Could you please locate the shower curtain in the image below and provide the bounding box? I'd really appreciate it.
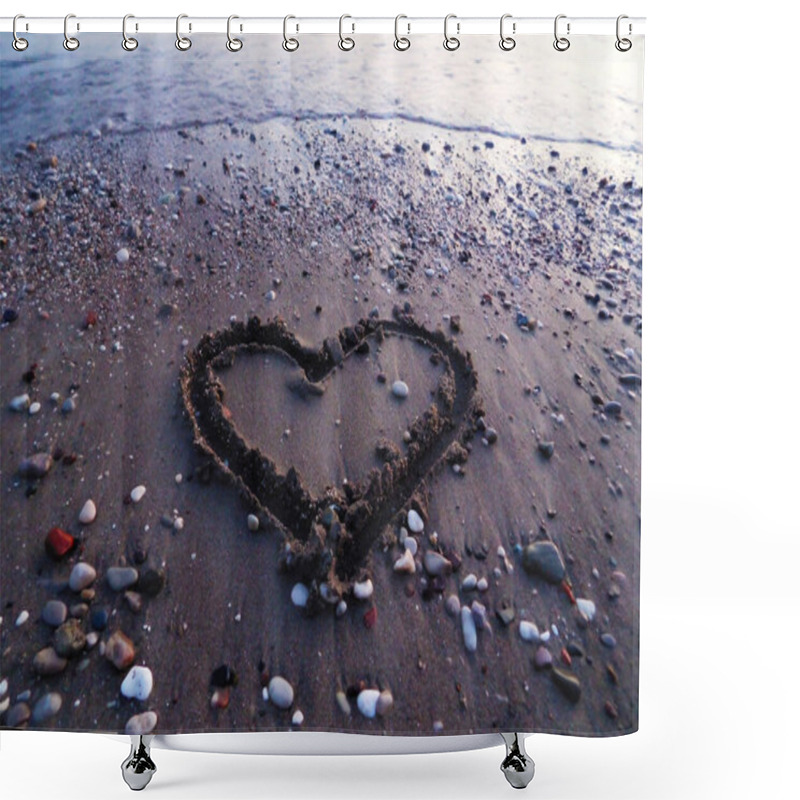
[0,28,643,739]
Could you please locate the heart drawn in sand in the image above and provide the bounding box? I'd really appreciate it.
[180,311,481,609]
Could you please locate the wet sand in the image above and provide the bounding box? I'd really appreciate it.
[0,113,641,736]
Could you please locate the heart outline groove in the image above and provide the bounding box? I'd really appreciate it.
[180,309,482,612]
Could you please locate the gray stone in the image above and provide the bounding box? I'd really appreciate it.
[423,551,452,577]
[600,633,617,649]
[69,562,97,591]
[461,606,477,653]
[41,600,68,627]
[533,646,552,671]
[138,568,166,597]
[392,380,409,399]
[33,647,68,676]
[522,541,566,584]
[5,702,31,728]
[268,676,294,709]
[106,567,139,592]
[32,692,62,723]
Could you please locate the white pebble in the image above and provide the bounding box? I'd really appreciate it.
[356,689,380,719]
[121,666,154,701]
[291,583,309,608]
[28,401,41,415]
[477,577,489,592]
[247,514,260,531]
[125,711,157,735]
[393,549,416,574]
[175,473,183,484]
[69,562,97,592]
[79,499,97,524]
[576,598,596,622]
[268,676,294,709]
[0,679,8,697]
[266,290,277,301]
[291,709,304,726]
[540,630,551,643]
[173,516,184,532]
[15,610,29,627]
[407,509,424,533]
[336,599,348,617]
[9,393,30,412]
[403,536,418,556]
[353,579,373,600]
[461,606,477,652]
[262,687,269,702]
[116,248,130,264]
[461,573,477,591]
[391,380,409,399]
[130,485,146,504]
[519,621,540,643]
[445,594,461,617]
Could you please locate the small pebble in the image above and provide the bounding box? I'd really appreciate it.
[423,551,452,577]
[5,702,31,728]
[353,579,374,600]
[54,619,86,658]
[18,453,53,479]
[78,499,97,524]
[576,598,596,622]
[533,646,553,670]
[33,647,68,676]
[538,441,555,459]
[522,541,566,584]
[28,401,41,415]
[42,600,68,627]
[9,393,30,412]
[407,509,424,533]
[61,396,76,414]
[376,689,394,717]
[600,633,617,649]
[90,608,109,631]
[551,666,582,703]
[519,620,540,643]
[461,606,477,652]
[15,610,30,627]
[477,577,489,592]
[336,689,352,715]
[107,567,139,592]
[393,549,416,574]
[445,594,461,617]
[32,692,62,723]
[336,599,348,617]
[69,562,97,592]
[356,688,380,719]
[292,709,304,726]
[121,666,154,701]
[106,631,136,671]
[247,514,260,531]
[45,527,75,560]
[392,380,409,398]
[116,248,130,264]
[125,711,158,735]
[268,676,294,709]
[461,573,477,591]
[291,583,310,608]
[130,485,146,504]
[403,536,418,556]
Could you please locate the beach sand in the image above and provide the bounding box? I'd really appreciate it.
[1,110,641,737]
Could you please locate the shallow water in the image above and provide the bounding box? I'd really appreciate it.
[0,33,643,166]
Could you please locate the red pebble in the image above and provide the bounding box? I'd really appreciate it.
[84,311,98,328]
[560,647,572,667]
[561,580,576,605]
[363,606,377,629]
[45,527,75,560]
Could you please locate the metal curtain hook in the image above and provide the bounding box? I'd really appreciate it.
[443,13,460,51]
[338,14,355,51]
[226,14,243,51]
[122,14,139,51]
[553,14,570,52]
[499,14,516,51]
[615,14,632,51]
[283,15,299,51]
[175,14,192,50]
[63,13,80,51]
[12,14,29,51]
[394,14,410,51]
